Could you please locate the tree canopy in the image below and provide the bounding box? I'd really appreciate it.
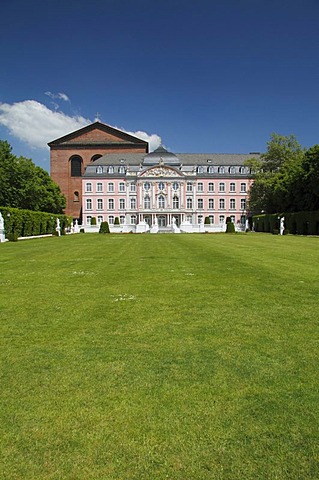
[0,140,66,214]
[246,133,319,215]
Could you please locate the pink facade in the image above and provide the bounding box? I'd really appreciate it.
[82,147,257,231]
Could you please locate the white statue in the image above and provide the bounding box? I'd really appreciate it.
[280,217,285,235]
[0,212,5,243]
[56,218,61,236]
[74,219,80,233]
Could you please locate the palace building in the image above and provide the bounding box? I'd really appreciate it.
[49,121,259,232]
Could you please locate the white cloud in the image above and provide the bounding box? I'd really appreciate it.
[0,99,161,152]
[126,130,161,152]
[45,91,70,102]
[0,100,90,149]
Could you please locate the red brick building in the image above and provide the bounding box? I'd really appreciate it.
[48,122,148,218]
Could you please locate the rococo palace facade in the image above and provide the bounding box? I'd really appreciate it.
[49,122,259,233]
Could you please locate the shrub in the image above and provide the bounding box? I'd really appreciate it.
[204,216,210,225]
[91,217,97,225]
[114,217,120,225]
[7,232,19,242]
[80,228,85,233]
[226,222,235,233]
[99,221,110,234]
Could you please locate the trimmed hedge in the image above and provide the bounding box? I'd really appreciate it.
[99,221,110,234]
[252,210,319,236]
[0,206,71,240]
[226,221,236,233]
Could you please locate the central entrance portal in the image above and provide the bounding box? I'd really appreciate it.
[158,215,166,227]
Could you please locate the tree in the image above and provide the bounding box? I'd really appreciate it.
[246,133,304,214]
[293,145,319,211]
[0,140,66,213]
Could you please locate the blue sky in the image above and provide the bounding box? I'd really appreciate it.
[1,0,319,171]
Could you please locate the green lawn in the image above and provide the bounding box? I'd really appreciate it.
[0,233,318,479]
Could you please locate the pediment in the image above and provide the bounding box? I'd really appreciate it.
[48,122,148,148]
[140,165,183,178]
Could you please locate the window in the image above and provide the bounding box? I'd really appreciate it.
[186,182,193,192]
[219,215,225,223]
[144,182,150,191]
[91,154,102,162]
[219,182,225,192]
[130,183,136,192]
[120,215,125,225]
[198,215,204,224]
[70,156,82,177]
[85,182,92,192]
[96,166,103,174]
[209,198,214,209]
[209,215,214,224]
[241,199,246,210]
[173,196,179,209]
[197,166,204,173]
[97,182,103,192]
[241,182,247,192]
[158,195,165,208]
[108,215,114,225]
[144,196,150,209]
[207,166,214,173]
[97,215,103,224]
[197,182,204,192]
[118,166,126,174]
[119,199,125,210]
[208,182,214,192]
[230,215,236,223]
[186,215,192,223]
[119,182,125,192]
[172,182,179,191]
[230,182,236,192]
[219,199,225,209]
[187,197,193,209]
[108,199,114,210]
[86,199,92,210]
[97,199,103,210]
[86,215,92,225]
[130,197,136,209]
[230,199,236,210]
[108,182,114,192]
[107,166,114,174]
[229,166,236,174]
[158,182,164,191]
[131,215,137,224]
[73,191,79,202]
[239,166,249,174]
[218,166,225,174]
[198,198,204,209]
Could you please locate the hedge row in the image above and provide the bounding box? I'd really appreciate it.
[0,206,72,240]
[252,210,319,236]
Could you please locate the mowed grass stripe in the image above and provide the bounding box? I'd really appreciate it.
[0,234,318,479]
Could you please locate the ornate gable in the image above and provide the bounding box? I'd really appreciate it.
[140,165,183,178]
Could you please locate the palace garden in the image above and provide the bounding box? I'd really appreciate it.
[0,233,318,479]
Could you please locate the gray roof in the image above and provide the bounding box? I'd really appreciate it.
[92,151,260,166]
[83,148,261,178]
